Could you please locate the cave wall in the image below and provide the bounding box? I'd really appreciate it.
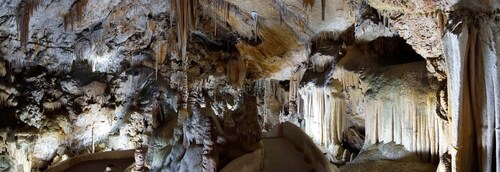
[0,0,499,171]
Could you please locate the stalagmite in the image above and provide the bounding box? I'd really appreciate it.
[202,118,217,172]
[134,141,145,172]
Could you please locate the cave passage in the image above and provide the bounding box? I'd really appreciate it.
[368,36,425,66]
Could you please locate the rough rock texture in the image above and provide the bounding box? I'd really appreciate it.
[339,142,437,172]
[0,0,499,171]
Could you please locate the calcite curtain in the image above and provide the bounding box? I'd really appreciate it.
[443,14,500,172]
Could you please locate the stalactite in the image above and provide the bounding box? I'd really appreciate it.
[251,11,259,42]
[321,0,325,21]
[225,1,230,26]
[275,0,287,24]
[436,10,446,35]
[90,28,104,56]
[226,58,247,89]
[378,11,382,23]
[16,0,40,50]
[214,12,217,36]
[63,0,89,31]
[204,0,230,36]
[302,0,314,11]
[170,0,198,62]
[74,40,87,60]
[155,41,168,79]
[270,0,308,28]
[332,67,360,89]
[384,15,388,27]
[0,92,8,107]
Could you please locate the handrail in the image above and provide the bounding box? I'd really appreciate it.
[45,150,135,172]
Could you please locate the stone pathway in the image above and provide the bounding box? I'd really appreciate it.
[262,137,313,172]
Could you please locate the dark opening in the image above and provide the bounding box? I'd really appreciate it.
[368,36,425,66]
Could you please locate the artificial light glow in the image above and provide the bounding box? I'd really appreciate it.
[88,50,118,72]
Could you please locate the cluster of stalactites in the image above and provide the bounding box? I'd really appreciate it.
[169,0,235,60]
[302,0,315,11]
[63,0,89,31]
[271,0,309,28]
[210,0,230,36]
[16,0,40,50]
[170,0,198,63]
[363,94,447,163]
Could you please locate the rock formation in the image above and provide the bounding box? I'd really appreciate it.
[0,0,499,171]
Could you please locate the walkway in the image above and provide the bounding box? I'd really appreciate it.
[263,137,314,172]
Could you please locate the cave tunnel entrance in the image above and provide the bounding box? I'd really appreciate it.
[367,36,425,66]
[298,33,438,166]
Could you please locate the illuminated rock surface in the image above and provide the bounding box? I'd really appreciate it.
[0,0,499,171]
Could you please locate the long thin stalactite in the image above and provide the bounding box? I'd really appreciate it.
[16,0,40,51]
[63,0,89,31]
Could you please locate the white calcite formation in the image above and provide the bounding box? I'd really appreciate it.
[0,0,499,171]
